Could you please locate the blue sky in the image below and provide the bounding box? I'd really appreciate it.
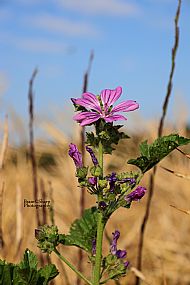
[0,0,190,140]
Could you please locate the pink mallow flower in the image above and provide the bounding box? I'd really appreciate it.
[72,86,139,126]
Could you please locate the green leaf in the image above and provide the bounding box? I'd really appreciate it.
[0,262,14,285]
[19,249,38,270]
[128,134,190,173]
[38,265,59,285]
[59,207,98,253]
[0,250,58,285]
[12,267,39,285]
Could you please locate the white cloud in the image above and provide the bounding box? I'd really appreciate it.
[26,14,99,37]
[56,0,140,17]
[0,32,71,53]
[16,38,70,53]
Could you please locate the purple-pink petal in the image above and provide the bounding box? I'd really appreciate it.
[104,114,127,123]
[116,249,127,259]
[88,177,97,186]
[73,111,101,126]
[112,100,139,113]
[110,230,120,255]
[100,86,122,108]
[68,143,83,168]
[86,146,99,165]
[125,186,146,203]
[124,261,130,268]
[74,93,101,112]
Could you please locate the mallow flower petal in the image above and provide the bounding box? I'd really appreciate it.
[104,114,127,123]
[100,86,122,108]
[112,100,139,113]
[77,92,101,111]
[74,95,101,112]
[73,111,101,126]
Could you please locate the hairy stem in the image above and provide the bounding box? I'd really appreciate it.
[92,140,104,285]
[54,248,92,285]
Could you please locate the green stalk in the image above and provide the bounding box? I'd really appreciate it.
[54,248,92,285]
[98,140,103,174]
[92,140,105,285]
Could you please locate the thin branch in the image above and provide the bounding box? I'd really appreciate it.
[80,50,94,217]
[28,68,41,228]
[158,0,181,138]
[77,50,94,285]
[135,1,182,284]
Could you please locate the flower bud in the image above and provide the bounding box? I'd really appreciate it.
[35,225,59,254]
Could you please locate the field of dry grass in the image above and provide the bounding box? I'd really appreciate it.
[0,118,189,285]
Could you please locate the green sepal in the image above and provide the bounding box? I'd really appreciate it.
[86,120,130,154]
[98,179,108,189]
[103,254,127,281]
[90,165,103,177]
[128,134,190,173]
[76,167,88,179]
[59,207,98,253]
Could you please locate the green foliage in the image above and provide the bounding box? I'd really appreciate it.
[86,120,129,154]
[90,165,103,177]
[128,134,190,173]
[76,166,88,179]
[35,225,59,254]
[0,249,58,285]
[102,254,127,281]
[59,207,98,253]
[37,264,59,284]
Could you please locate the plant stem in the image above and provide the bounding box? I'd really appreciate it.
[92,140,105,285]
[54,248,92,285]
[93,213,105,285]
[98,140,103,172]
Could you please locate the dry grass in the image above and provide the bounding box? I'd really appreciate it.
[0,119,190,285]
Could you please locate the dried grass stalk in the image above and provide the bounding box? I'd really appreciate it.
[15,183,23,257]
[28,69,41,227]
[0,182,5,249]
[135,1,182,284]
[161,166,190,180]
[176,147,190,159]
[0,115,8,169]
[170,204,190,215]
[77,51,94,285]
[48,181,55,225]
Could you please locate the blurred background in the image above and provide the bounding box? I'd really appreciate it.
[0,0,190,284]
